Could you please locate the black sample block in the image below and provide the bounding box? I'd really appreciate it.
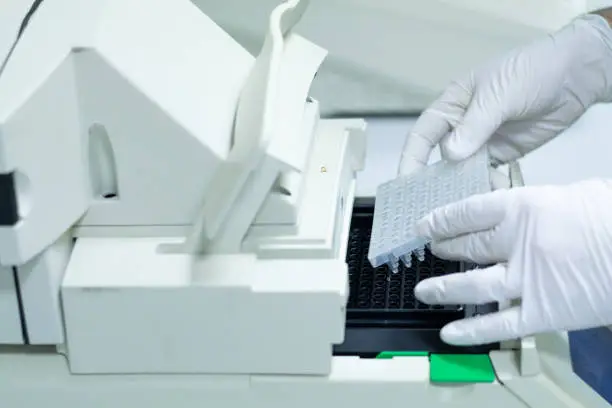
[333,200,498,356]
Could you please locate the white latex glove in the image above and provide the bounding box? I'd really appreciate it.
[399,14,612,175]
[414,180,612,346]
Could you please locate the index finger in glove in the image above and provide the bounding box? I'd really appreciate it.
[399,81,472,175]
[416,189,509,241]
[440,306,526,346]
[430,227,509,264]
[415,264,520,305]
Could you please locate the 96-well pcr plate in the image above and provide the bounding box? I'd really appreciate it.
[368,149,490,273]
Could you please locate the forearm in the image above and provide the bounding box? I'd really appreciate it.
[593,7,612,26]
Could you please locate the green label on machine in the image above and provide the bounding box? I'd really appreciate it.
[429,354,496,383]
[375,351,429,359]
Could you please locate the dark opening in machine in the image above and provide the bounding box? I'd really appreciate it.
[333,199,498,357]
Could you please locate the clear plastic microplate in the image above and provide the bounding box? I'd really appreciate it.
[368,149,491,273]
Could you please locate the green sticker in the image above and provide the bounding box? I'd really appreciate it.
[376,351,429,359]
[430,354,496,383]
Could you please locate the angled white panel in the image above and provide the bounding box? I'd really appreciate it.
[73,0,253,228]
[16,231,72,345]
[0,54,86,266]
[0,0,255,264]
[0,265,22,344]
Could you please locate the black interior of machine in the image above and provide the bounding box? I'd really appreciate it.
[333,199,498,357]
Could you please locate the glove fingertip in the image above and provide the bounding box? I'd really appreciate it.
[441,320,489,346]
[441,130,482,162]
[440,323,468,345]
[398,156,425,176]
[413,280,434,304]
[414,215,432,238]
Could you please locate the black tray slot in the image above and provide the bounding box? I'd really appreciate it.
[333,201,498,356]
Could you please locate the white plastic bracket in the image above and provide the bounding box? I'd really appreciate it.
[182,0,327,254]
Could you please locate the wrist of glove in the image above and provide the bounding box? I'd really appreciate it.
[561,14,612,105]
[414,179,612,346]
[399,14,612,176]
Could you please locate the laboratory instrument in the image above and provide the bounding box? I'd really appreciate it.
[0,0,609,407]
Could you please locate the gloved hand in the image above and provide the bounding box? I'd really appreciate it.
[414,180,612,346]
[398,14,612,175]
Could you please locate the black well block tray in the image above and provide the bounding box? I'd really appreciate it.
[333,200,497,356]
